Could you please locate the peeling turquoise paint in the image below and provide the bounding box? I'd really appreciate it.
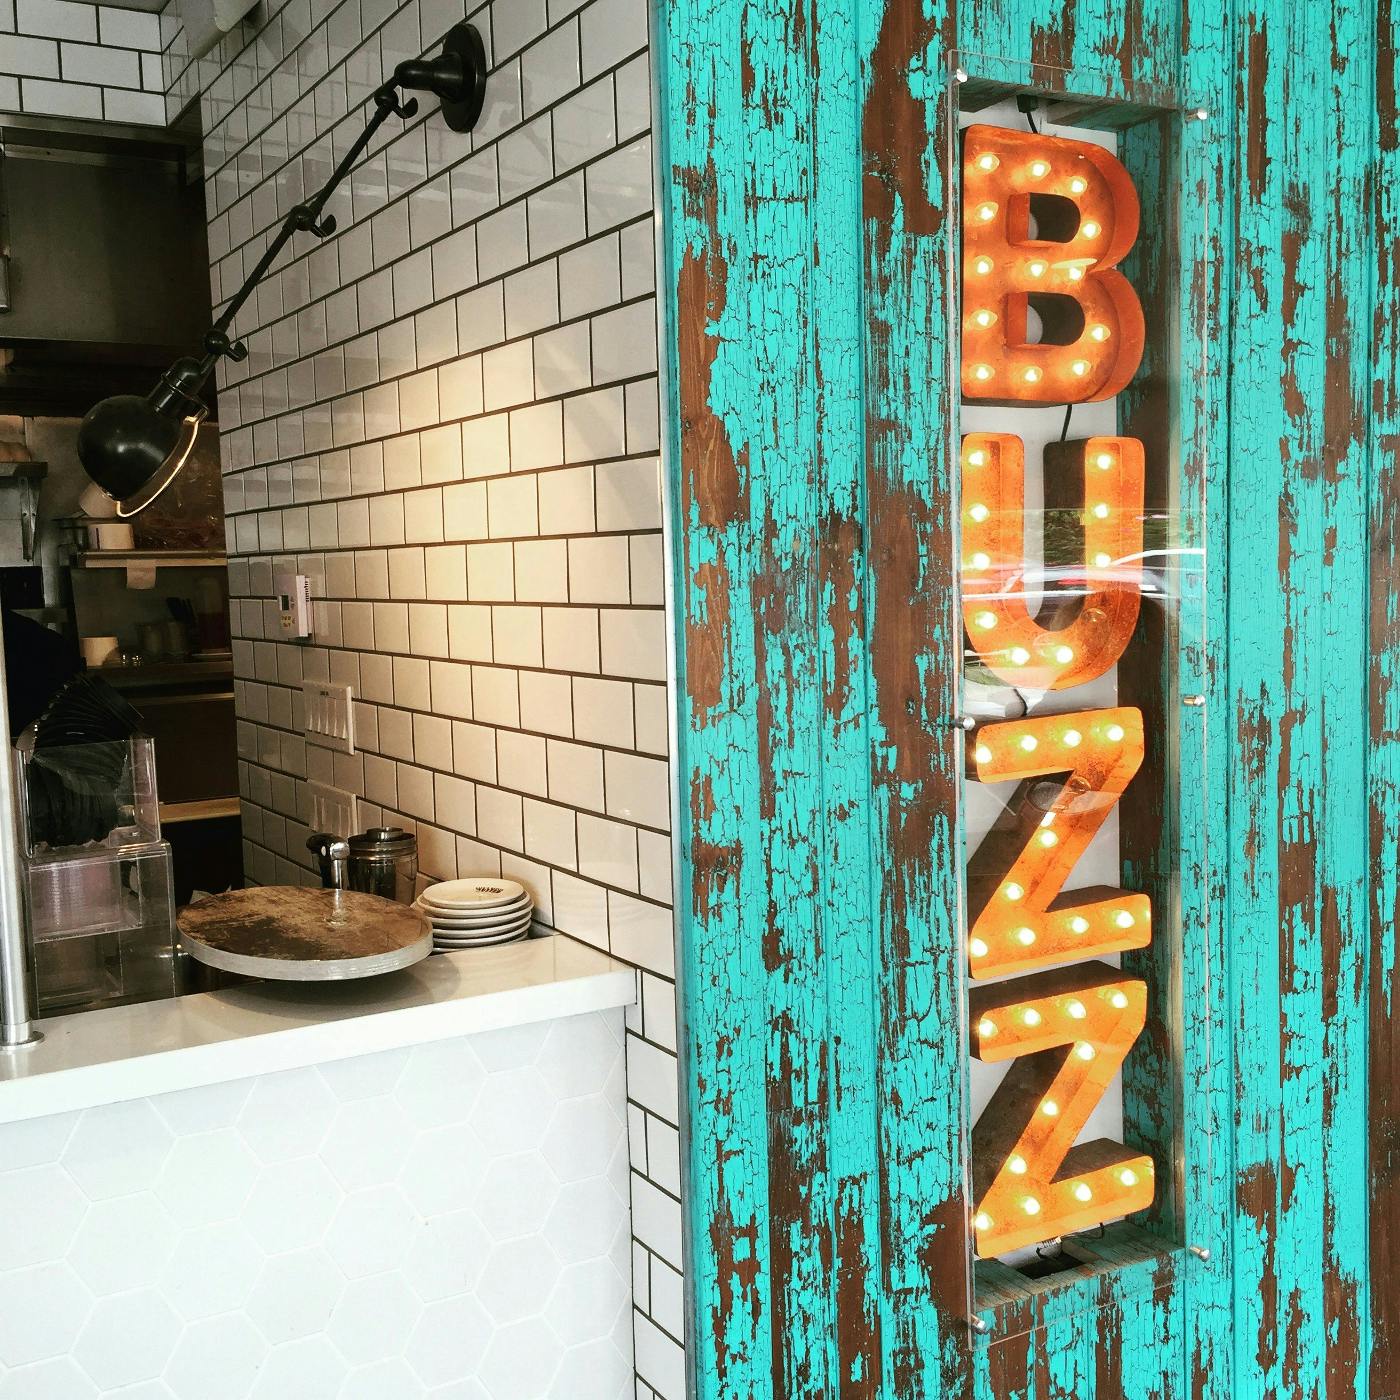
[657,1,1398,1396]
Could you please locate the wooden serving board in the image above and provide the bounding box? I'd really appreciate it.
[178,886,431,981]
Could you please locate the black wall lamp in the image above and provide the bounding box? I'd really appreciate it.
[78,23,487,516]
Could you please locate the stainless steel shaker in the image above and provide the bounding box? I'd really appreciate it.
[306,826,417,903]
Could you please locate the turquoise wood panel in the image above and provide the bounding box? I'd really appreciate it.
[657,1,1395,1396]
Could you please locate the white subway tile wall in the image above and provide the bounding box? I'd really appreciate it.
[191,0,684,1393]
[0,0,167,124]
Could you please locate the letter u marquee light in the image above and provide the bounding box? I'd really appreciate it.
[960,119,1158,1260]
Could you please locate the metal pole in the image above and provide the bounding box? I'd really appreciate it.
[0,621,38,1047]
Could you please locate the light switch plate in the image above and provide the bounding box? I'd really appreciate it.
[307,780,357,839]
[303,680,355,753]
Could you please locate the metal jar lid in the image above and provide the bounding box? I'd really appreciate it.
[347,826,417,859]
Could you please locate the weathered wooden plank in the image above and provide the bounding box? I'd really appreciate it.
[1373,5,1400,1399]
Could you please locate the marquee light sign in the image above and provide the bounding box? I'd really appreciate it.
[960,120,1157,1259]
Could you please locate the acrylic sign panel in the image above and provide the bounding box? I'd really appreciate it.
[961,119,1159,1260]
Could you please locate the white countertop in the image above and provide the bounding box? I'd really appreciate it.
[0,935,636,1125]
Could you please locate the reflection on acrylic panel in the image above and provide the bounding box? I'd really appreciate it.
[960,113,1159,1260]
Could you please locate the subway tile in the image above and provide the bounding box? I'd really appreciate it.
[429,659,474,719]
[404,486,446,543]
[600,608,667,681]
[604,751,670,830]
[504,260,561,338]
[508,402,565,472]
[526,169,586,258]
[512,538,569,602]
[580,0,647,79]
[434,772,476,834]
[398,368,440,431]
[520,18,579,117]
[466,541,515,600]
[519,669,573,737]
[461,414,512,478]
[620,218,656,297]
[487,474,539,538]
[563,387,626,462]
[98,4,159,47]
[415,300,459,366]
[21,74,99,117]
[577,811,639,893]
[637,829,672,905]
[573,675,635,749]
[629,532,666,605]
[537,465,595,536]
[495,729,548,798]
[550,869,609,948]
[482,339,537,410]
[545,738,604,812]
[595,457,661,532]
[522,796,577,869]
[491,0,546,58]
[17,0,94,42]
[533,322,592,398]
[610,893,675,979]
[369,493,406,547]
[625,380,661,453]
[568,535,631,605]
[62,40,140,88]
[421,424,464,484]
[413,711,454,769]
[542,606,600,673]
[393,656,432,711]
[592,300,657,383]
[585,136,652,233]
[425,543,468,598]
[408,601,451,657]
[475,785,524,851]
[552,74,615,173]
[439,355,485,419]
[380,322,420,382]
[497,113,555,202]
[388,546,427,599]
[444,481,489,539]
[615,50,651,141]
[475,201,531,281]
[558,233,621,321]
[452,720,498,784]
[431,225,479,298]
[633,682,670,757]
[491,605,543,668]
[472,665,521,728]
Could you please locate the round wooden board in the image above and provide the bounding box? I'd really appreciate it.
[179,886,432,981]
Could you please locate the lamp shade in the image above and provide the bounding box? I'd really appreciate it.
[77,363,208,518]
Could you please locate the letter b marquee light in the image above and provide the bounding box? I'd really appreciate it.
[960,116,1163,1261]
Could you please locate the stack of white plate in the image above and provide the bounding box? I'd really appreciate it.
[415,877,534,951]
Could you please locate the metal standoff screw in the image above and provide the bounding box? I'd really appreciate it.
[1190,107,1209,121]
[968,1315,991,1335]
[1182,694,1206,708]
[1189,1244,1211,1262]
[950,715,976,731]
[954,67,969,83]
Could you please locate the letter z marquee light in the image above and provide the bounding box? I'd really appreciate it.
[960,122,1156,1259]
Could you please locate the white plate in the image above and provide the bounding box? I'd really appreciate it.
[433,928,530,948]
[430,915,534,939]
[428,903,534,925]
[417,896,532,918]
[419,877,526,911]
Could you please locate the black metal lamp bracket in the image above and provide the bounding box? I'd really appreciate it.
[191,21,487,383]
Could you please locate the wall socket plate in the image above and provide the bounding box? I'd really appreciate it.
[303,681,355,753]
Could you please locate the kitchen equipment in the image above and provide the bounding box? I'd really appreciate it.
[87,522,135,550]
[178,886,431,980]
[413,877,536,952]
[80,635,119,668]
[308,826,418,904]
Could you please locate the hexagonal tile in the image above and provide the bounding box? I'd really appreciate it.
[0,1356,98,1399]
[542,1098,623,1184]
[247,1248,345,1345]
[0,1263,92,1367]
[160,1222,264,1321]
[320,1096,415,1193]
[403,1209,491,1302]
[67,1193,178,1296]
[73,1289,180,1389]
[470,1068,554,1155]
[475,1152,558,1242]
[477,1236,559,1326]
[545,1177,627,1265]
[478,1317,563,1399]
[249,1336,347,1400]
[326,1272,420,1365]
[317,1048,410,1103]
[547,1336,635,1400]
[149,1078,253,1135]
[404,1295,492,1387]
[95,1384,174,1400]
[242,1156,343,1254]
[338,1357,427,1399]
[156,1128,261,1226]
[394,1040,485,1129]
[536,1016,623,1099]
[398,1122,489,1218]
[0,1167,86,1269]
[236,1068,338,1163]
[545,1258,629,1347]
[471,1023,545,1074]
[325,1185,417,1278]
[61,1101,173,1201]
[163,1313,268,1400]
[0,1111,78,1170]
[421,1381,491,1400]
